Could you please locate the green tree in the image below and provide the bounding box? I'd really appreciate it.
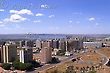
[29,60,40,68]
[19,62,26,71]
[13,61,34,71]
[2,63,11,70]
[13,61,20,69]
[57,49,65,56]
[50,57,60,64]
[25,63,34,71]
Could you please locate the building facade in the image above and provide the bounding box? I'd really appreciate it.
[36,40,42,49]
[41,40,52,49]
[40,47,52,63]
[19,47,33,63]
[1,43,17,63]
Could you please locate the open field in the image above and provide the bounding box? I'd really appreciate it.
[98,47,110,58]
[44,48,103,73]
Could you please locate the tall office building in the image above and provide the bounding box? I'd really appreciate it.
[19,40,25,47]
[67,39,83,51]
[19,40,34,48]
[40,47,52,63]
[59,39,66,51]
[51,39,59,49]
[19,47,33,63]
[1,43,17,63]
[25,40,34,47]
[36,40,42,49]
[41,40,52,49]
[19,40,33,63]
[0,46,2,62]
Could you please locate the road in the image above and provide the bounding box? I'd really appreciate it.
[95,50,109,65]
[27,49,110,73]
[26,55,76,73]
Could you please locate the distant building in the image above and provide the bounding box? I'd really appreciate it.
[19,47,33,63]
[51,39,59,49]
[25,40,34,47]
[1,43,17,63]
[0,41,6,46]
[41,40,52,49]
[0,46,2,62]
[59,39,66,51]
[83,42,102,48]
[59,39,83,53]
[67,39,83,51]
[40,47,52,63]
[64,39,83,56]
[19,40,34,48]
[65,40,71,56]
[19,40,33,63]
[101,41,110,47]
[19,40,25,47]
[36,40,42,49]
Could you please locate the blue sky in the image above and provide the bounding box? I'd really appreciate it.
[0,0,110,34]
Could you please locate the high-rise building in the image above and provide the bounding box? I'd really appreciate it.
[1,43,17,63]
[19,40,34,48]
[67,39,83,51]
[0,46,2,62]
[19,40,25,47]
[40,47,52,63]
[41,40,52,49]
[19,47,33,63]
[52,39,59,49]
[36,40,41,49]
[25,40,34,47]
[59,39,66,51]
[83,42,102,48]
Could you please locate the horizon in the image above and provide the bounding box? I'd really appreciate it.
[0,0,110,34]
[0,33,110,35]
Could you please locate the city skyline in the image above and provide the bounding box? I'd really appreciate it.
[0,0,110,34]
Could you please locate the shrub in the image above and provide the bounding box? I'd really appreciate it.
[13,61,20,69]
[29,60,41,68]
[50,57,60,64]
[2,63,11,70]
[26,63,34,71]
[19,62,26,71]
[13,61,34,71]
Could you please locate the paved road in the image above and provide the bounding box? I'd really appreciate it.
[26,55,76,73]
[95,50,109,65]
[27,49,110,73]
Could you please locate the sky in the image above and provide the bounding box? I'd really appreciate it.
[0,0,110,34]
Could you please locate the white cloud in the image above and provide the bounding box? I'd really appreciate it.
[36,13,44,16]
[10,10,18,14]
[4,14,27,22]
[33,20,41,23]
[0,21,3,24]
[69,20,72,23]
[10,9,33,15]
[49,15,55,18]
[3,18,10,22]
[41,4,49,9]
[0,9,5,12]
[89,17,95,21]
